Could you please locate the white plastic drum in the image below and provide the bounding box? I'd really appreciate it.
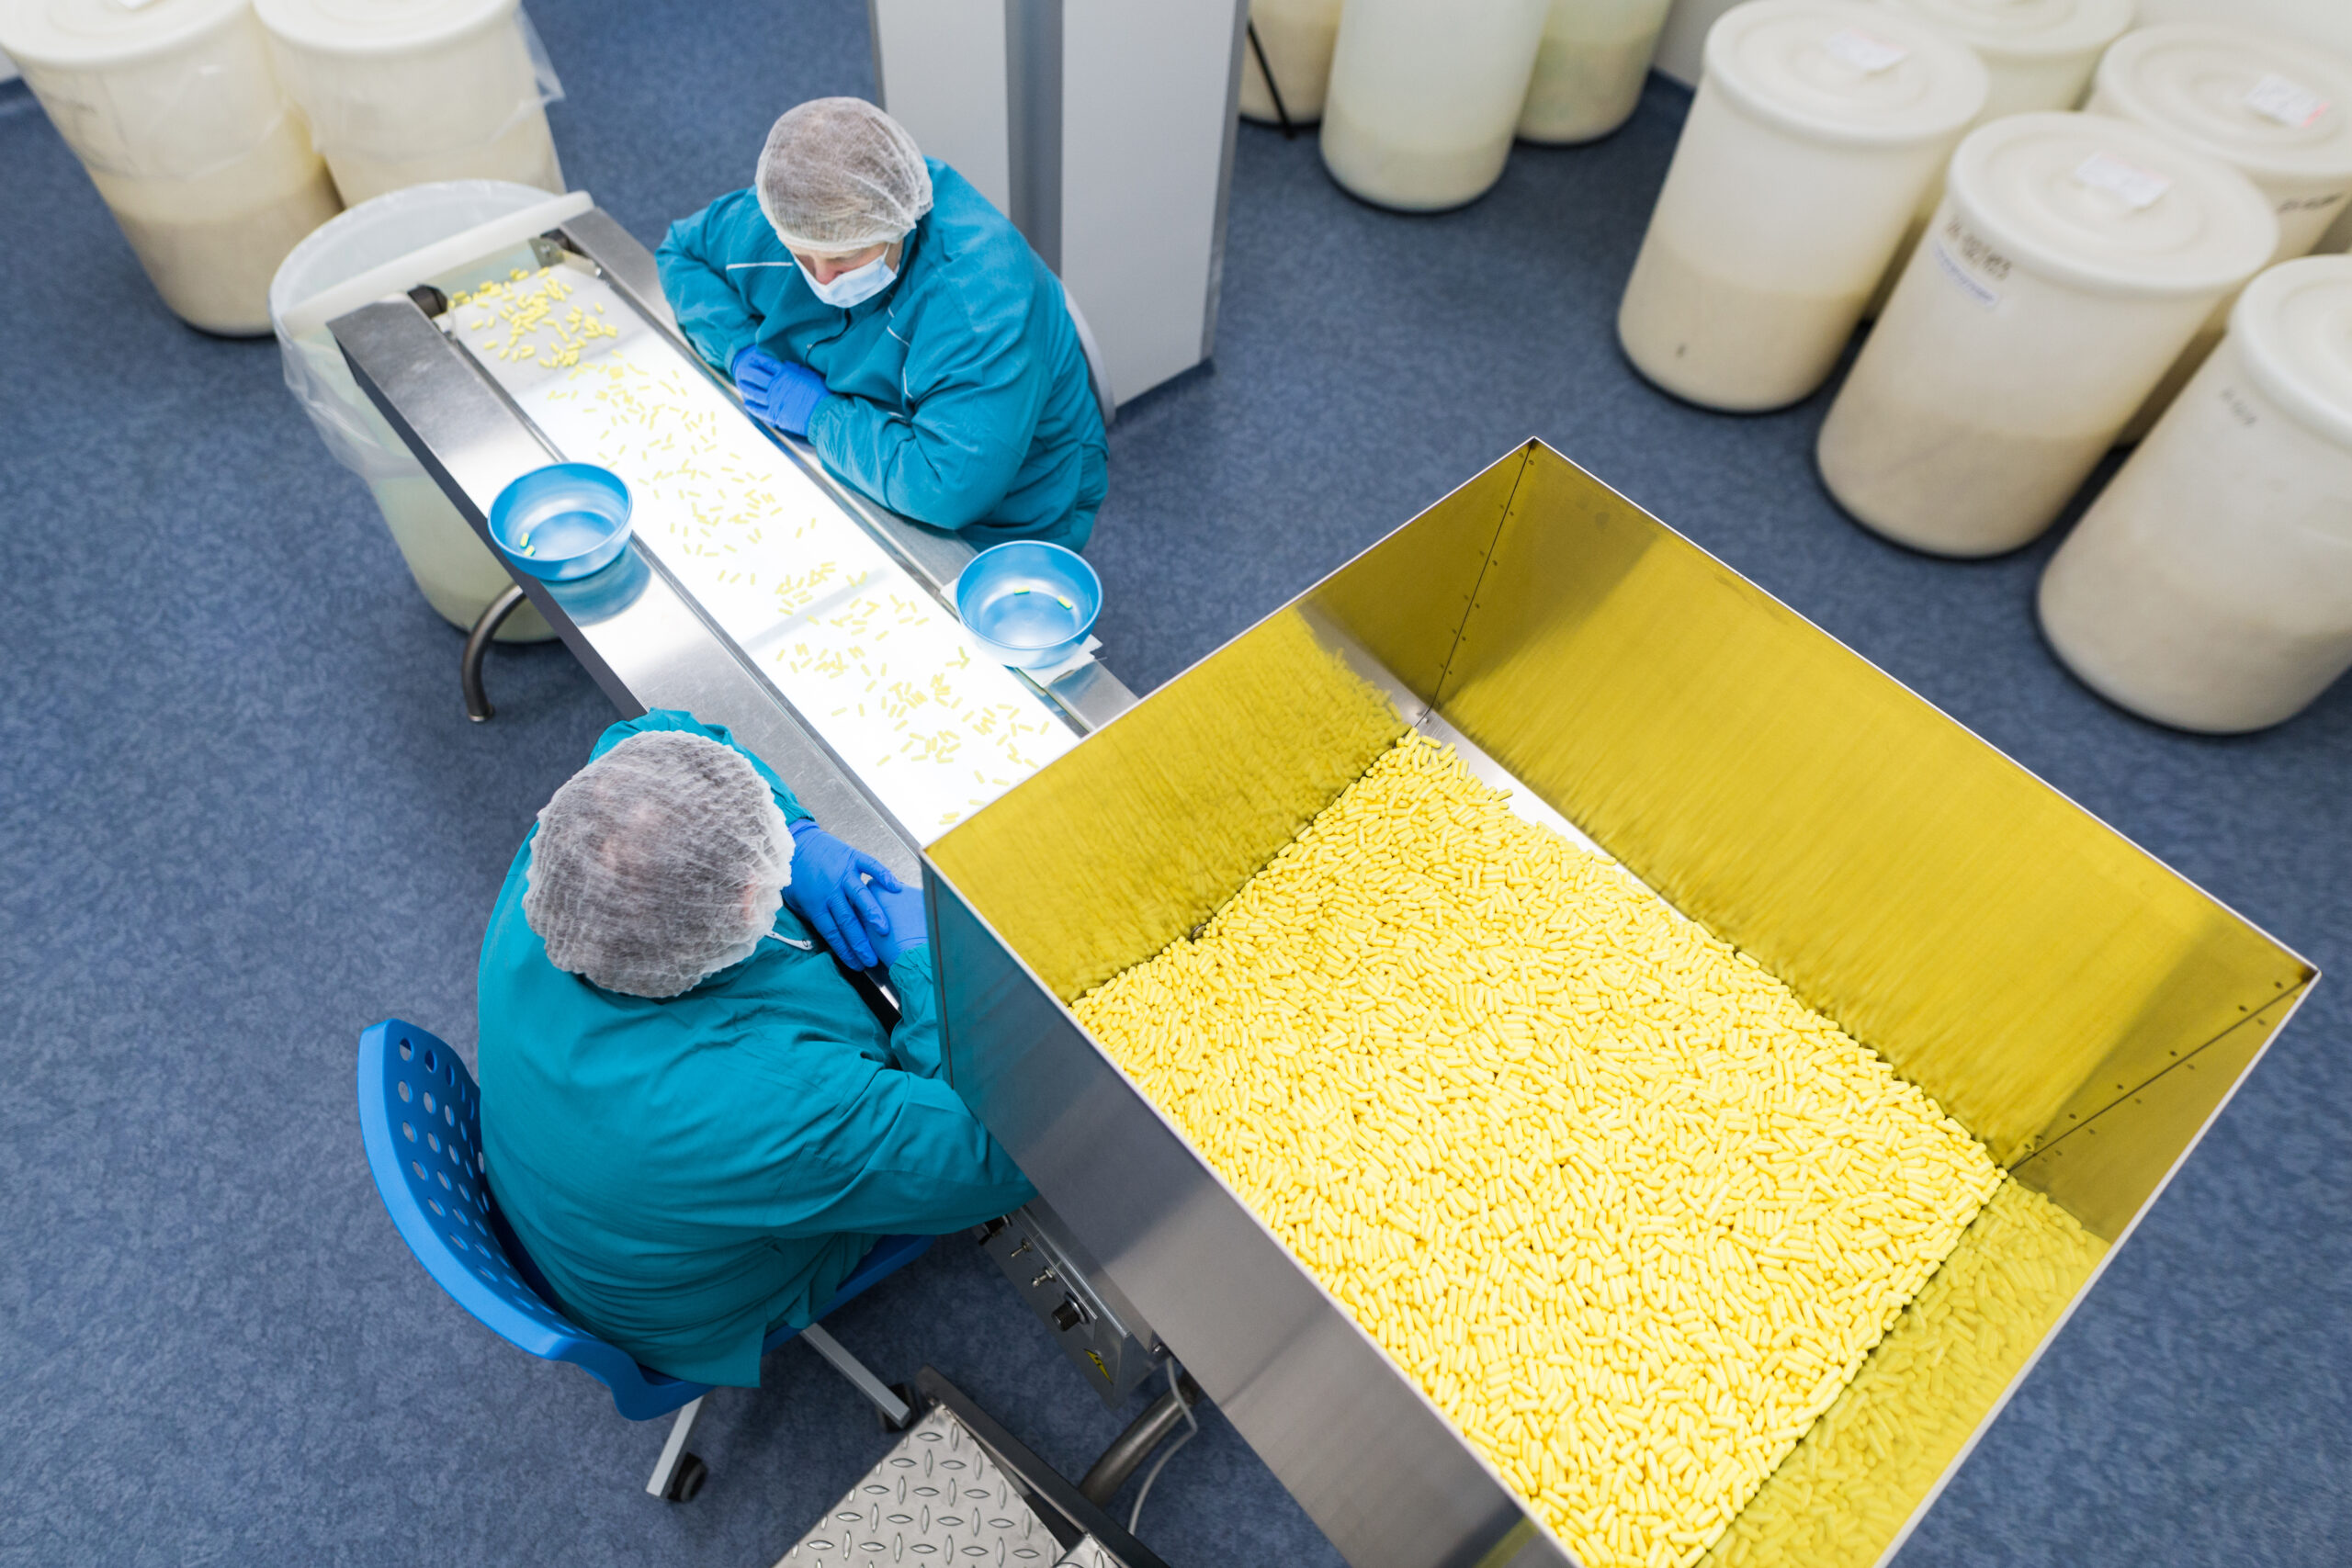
[1861,0,2134,316]
[1618,0,1985,411]
[1818,113,2280,556]
[2091,24,2352,441]
[1518,0,1678,145]
[1320,0,1551,210]
[0,0,341,334]
[254,0,563,207]
[270,181,587,641]
[1240,0,1342,126]
[2040,256,2352,731]
[1881,0,2130,120]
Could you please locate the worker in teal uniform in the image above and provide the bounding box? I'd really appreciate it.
[478,709,1035,1386]
[656,96,1107,552]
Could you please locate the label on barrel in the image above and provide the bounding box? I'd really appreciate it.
[2246,73,2328,130]
[1931,218,2008,310]
[2073,151,2172,210]
[1823,29,1908,73]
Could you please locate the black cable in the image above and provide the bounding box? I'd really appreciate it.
[1246,20,1298,140]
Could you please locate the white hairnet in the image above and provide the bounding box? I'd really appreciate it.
[522,731,795,999]
[755,97,933,254]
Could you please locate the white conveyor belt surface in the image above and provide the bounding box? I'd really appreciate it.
[447,263,1078,841]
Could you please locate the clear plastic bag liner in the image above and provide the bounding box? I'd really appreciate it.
[270,180,582,479]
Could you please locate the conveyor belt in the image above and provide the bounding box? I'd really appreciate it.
[443,256,1079,841]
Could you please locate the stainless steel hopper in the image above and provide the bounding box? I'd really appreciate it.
[921,440,2316,1568]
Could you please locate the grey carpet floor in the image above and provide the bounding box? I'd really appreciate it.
[1,0,2345,1564]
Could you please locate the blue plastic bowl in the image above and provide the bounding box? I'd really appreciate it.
[955,541,1102,669]
[488,463,633,581]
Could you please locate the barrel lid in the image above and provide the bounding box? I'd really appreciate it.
[1878,0,2133,64]
[1945,112,2280,297]
[253,0,514,55]
[2093,24,2352,189]
[2234,254,2352,451]
[1704,0,1987,148]
[0,0,251,69]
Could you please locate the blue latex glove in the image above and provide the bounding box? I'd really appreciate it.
[785,819,900,970]
[730,344,829,436]
[871,882,929,966]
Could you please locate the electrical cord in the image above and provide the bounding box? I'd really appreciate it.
[1126,1359,1200,1537]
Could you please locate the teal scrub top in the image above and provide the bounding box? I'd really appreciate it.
[479,710,1035,1387]
[655,159,1107,551]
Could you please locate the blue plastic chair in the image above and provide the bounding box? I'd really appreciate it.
[357,1018,932,1500]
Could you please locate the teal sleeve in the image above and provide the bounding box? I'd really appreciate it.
[885,944,944,1078]
[775,1065,1035,1236]
[803,290,1047,531]
[655,191,769,374]
[586,710,811,825]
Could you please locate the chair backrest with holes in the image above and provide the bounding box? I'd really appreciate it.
[356,1019,667,1411]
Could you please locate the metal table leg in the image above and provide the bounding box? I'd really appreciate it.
[462,583,530,723]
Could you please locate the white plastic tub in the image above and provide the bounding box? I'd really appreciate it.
[1861,0,2135,316]
[1320,0,1551,210]
[1881,0,2130,120]
[1240,0,1343,125]
[1817,113,2279,556]
[1517,0,1677,144]
[2091,24,2352,440]
[0,0,341,334]
[2040,256,2352,731]
[1618,0,1985,411]
[254,0,563,207]
[271,181,593,641]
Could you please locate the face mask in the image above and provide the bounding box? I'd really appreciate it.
[798,250,897,309]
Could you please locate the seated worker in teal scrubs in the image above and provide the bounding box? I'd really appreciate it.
[656,96,1107,552]
[478,709,1035,1386]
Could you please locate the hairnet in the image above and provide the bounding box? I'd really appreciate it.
[522,731,795,999]
[755,97,934,254]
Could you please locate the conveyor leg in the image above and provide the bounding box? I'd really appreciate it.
[645,1393,706,1498]
[1246,20,1296,138]
[462,583,529,723]
[801,1323,912,1427]
[1079,1371,1201,1505]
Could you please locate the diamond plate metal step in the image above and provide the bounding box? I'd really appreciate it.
[775,1404,1065,1567]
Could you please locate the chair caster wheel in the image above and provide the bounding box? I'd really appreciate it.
[662,1451,709,1502]
[880,1383,920,1434]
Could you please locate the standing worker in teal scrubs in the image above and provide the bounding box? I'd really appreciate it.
[478,709,1035,1386]
[657,96,1107,552]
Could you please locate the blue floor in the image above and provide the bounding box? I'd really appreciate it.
[2,1,2346,1564]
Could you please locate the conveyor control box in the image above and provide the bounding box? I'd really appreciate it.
[978,1203,1159,1409]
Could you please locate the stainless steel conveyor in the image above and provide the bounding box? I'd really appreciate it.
[327,206,1165,1410]
[328,206,1136,884]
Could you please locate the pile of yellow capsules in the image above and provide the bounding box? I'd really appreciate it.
[1076,735,2013,1568]
[448,265,620,368]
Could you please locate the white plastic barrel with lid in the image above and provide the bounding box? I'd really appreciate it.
[2039,256,2352,731]
[254,0,563,207]
[1860,0,2135,317]
[1320,0,1552,210]
[1518,0,1678,145]
[0,0,341,334]
[271,180,594,642]
[1818,113,2281,556]
[1617,0,1986,412]
[1240,0,1342,125]
[2092,24,2352,441]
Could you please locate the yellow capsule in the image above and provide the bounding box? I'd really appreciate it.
[1076,734,2018,1568]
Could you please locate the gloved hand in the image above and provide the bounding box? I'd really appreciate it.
[784,818,900,970]
[730,344,829,436]
[871,882,929,966]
